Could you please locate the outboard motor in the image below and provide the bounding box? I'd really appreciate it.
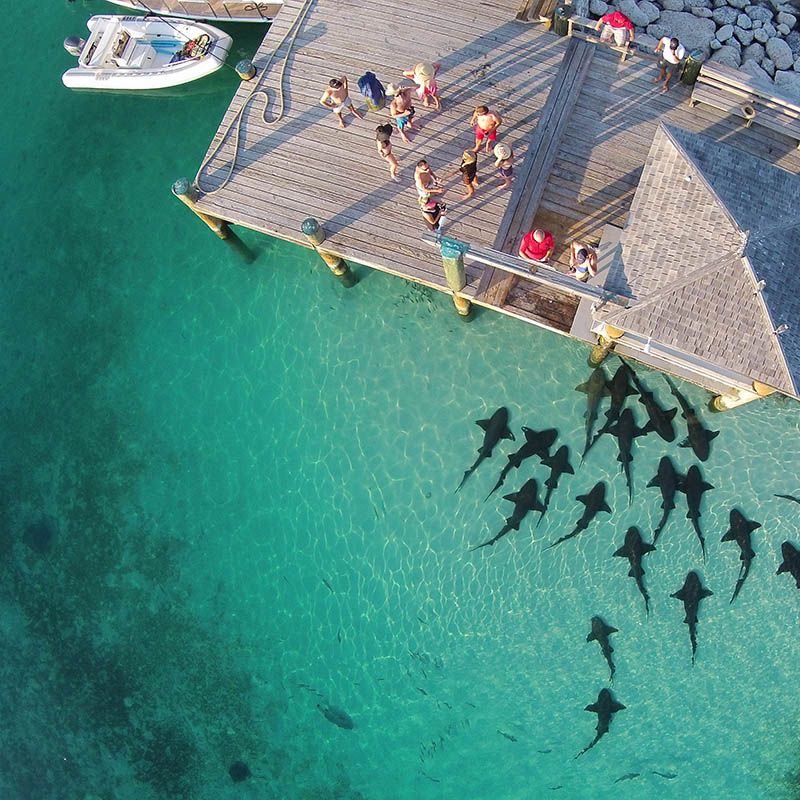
[63,36,85,57]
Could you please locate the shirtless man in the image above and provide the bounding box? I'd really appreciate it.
[414,160,444,202]
[387,83,416,143]
[470,105,503,154]
[319,76,364,129]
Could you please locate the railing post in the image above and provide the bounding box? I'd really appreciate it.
[172,178,229,239]
[441,239,472,320]
[301,218,357,287]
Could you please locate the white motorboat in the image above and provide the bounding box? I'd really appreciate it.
[62,15,233,90]
[104,1,282,24]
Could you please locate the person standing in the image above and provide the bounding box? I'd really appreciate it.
[414,160,444,203]
[519,229,554,264]
[403,62,441,110]
[444,150,479,199]
[595,10,634,47]
[386,83,416,143]
[568,240,598,281]
[319,76,364,129]
[470,105,503,154]
[494,143,514,190]
[653,37,685,93]
[375,124,399,180]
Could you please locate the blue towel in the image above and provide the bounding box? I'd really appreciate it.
[357,72,386,108]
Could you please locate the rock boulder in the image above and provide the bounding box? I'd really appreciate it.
[639,0,662,24]
[735,26,755,44]
[737,12,753,28]
[785,30,800,56]
[745,4,773,22]
[761,56,776,75]
[774,68,800,94]
[712,6,739,25]
[661,0,684,9]
[646,10,716,48]
[716,23,734,40]
[767,36,794,68]
[743,41,766,60]
[691,6,713,16]
[619,0,651,27]
[777,11,797,28]
[740,58,774,83]
[710,44,742,65]
[590,0,610,14]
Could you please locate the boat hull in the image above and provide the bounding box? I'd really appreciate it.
[62,15,233,90]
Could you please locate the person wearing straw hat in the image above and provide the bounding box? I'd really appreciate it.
[386,82,416,143]
[443,150,480,199]
[494,143,514,190]
[319,76,364,129]
[402,62,441,110]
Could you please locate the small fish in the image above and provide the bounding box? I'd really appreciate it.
[337,629,342,643]
[416,687,428,696]
[322,578,334,594]
[549,786,563,791]
[417,615,428,625]
[317,704,355,730]
[465,701,477,708]
[497,729,518,742]
[537,748,552,754]
[614,773,640,784]
[775,494,800,505]
[652,771,678,779]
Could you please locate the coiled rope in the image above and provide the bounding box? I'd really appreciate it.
[195,0,316,194]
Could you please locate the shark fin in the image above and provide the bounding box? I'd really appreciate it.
[627,567,637,578]
[613,545,627,558]
[502,491,520,503]
[611,701,626,712]
[502,427,516,441]
[702,481,715,491]
[679,437,691,448]
[576,493,589,505]
[476,418,491,430]
[777,561,789,575]
[666,407,678,419]
[575,381,589,393]
[701,588,713,598]
[601,501,612,514]
[586,632,597,642]
[708,430,720,440]
[670,589,686,601]
[647,474,660,488]
[747,520,762,533]
[643,543,656,553]
[721,529,736,542]
[585,702,599,713]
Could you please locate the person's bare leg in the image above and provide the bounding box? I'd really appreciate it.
[398,126,411,144]
[662,74,672,93]
[501,176,511,189]
[348,103,364,119]
[471,136,481,153]
[653,67,665,84]
[335,111,345,129]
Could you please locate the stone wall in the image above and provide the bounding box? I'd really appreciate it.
[586,0,800,93]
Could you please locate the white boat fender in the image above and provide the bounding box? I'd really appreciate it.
[63,36,85,57]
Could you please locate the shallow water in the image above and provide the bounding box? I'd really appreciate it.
[2,3,800,799]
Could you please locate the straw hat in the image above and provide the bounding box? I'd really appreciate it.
[493,143,512,166]
[414,62,435,79]
[385,82,402,96]
[462,150,477,164]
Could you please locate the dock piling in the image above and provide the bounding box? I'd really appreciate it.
[236,60,257,81]
[172,178,229,239]
[589,325,624,365]
[440,239,473,320]
[301,218,356,287]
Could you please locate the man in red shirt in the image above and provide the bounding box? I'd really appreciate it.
[519,229,554,264]
[596,11,634,47]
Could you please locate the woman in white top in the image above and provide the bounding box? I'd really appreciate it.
[653,37,686,93]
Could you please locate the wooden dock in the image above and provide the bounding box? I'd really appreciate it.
[105,0,283,22]
[192,0,800,338]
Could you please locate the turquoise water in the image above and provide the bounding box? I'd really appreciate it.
[3,3,800,799]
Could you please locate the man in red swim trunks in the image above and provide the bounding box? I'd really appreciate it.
[519,228,554,264]
[470,105,503,154]
[595,10,634,47]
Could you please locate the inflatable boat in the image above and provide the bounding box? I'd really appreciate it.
[62,15,232,90]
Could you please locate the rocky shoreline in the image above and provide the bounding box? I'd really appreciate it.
[576,0,800,93]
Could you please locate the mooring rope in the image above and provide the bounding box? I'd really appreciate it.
[194,0,316,194]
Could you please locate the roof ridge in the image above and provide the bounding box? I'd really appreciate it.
[659,123,745,237]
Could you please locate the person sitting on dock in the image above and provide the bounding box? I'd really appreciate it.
[653,37,685,93]
[386,83,416,143]
[470,106,503,155]
[443,151,479,199]
[403,62,441,111]
[419,198,447,233]
[415,160,444,202]
[319,76,364,129]
[596,10,634,47]
[568,240,598,281]
[519,229,554,264]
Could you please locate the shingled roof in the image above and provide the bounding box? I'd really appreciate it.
[597,123,800,398]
